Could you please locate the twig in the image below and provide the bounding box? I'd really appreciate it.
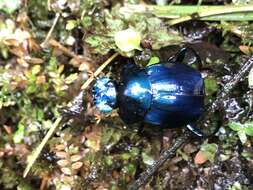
[48,39,92,65]
[23,116,62,177]
[128,133,190,190]
[49,39,81,59]
[128,55,253,190]
[40,13,61,48]
[23,53,119,178]
[47,0,52,11]
[81,52,119,90]
[40,173,50,190]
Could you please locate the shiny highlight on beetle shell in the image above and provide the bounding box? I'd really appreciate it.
[143,63,204,127]
[92,77,117,113]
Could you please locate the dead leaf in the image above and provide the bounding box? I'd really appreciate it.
[24,57,44,64]
[71,162,83,170]
[239,45,253,54]
[78,62,90,71]
[69,57,81,67]
[61,167,72,175]
[17,58,29,67]
[194,150,208,165]
[36,75,46,84]
[4,39,20,47]
[9,47,24,57]
[70,155,82,162]
[28,38,40,51]
[56,151,68,158]
[57,159,69,167]
[55,144,65,151]
[61,175,74,183]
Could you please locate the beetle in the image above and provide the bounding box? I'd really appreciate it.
[92,48,206,137]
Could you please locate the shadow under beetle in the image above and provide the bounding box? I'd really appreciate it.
[92,48,206,137]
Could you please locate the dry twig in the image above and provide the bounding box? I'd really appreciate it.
[41,13,61,48]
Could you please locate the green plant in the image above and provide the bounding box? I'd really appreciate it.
[228,121,253,144]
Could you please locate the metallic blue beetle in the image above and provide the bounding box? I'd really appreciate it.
[92,48,205,136]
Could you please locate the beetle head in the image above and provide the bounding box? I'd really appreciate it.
[92,77,117,113]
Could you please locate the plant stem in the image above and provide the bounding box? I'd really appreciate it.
[81,52,119,90]
[122,4,253,22]
[41,13,61,48]
[49,39,92,63]
[168,6,253,25]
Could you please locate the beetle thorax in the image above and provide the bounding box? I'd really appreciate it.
[92,77,117,113]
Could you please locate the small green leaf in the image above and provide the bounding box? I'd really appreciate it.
[228,122,243,132]
[200,143,218,163]
[66,20,77,31]
[65,73,78,84]
[114,28,142,52]
[177,149,189,161]
[112,130,122,143]
[204,77,219,95]
[81,16,92,29]
[104,156,113,166]
[244,122,253,136]
[17,182,33,190]
[130,147,140,158]
[36,109,44,121]
[31,65,41,75]
[85,35,115,55]
[141,152,155,166]
[105,16,125,32]
[86,139,97,150]
[85,36,100,47]
[229,182,242,190]
[147,56,160,66]
[237,130,247,144]
[146,18,183,49]
[229,121,253,140]
[241,150,253,161]
[101,128,114,145]
[122,164,136,176]
[13,123,25,144]
[120,153,131,161]
[121,153,131,160]
[26,84,38,94]
[220,154,231,161]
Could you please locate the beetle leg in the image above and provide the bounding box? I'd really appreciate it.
[174,47,187,63]
[172,46,202,70]
[186,124,204,137]
[186,46,202,70]
[186,122,221,137]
